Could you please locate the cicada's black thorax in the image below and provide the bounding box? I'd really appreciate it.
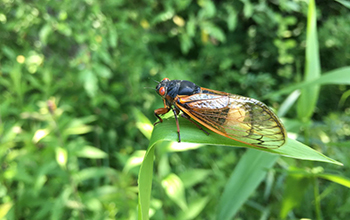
[166,80,202,98]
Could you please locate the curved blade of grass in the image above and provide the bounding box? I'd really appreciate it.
[317,173,350,188]
[151,118,341,164]
[138,118,342,219]
[297,0,320,121]
[217,149,278,220]
[138,146,155,220]
[264,66,350,99]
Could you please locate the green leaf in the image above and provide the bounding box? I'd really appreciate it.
[74,167,118,182]
[161,173,187,210]
[226,6,237,31]
[217,150,278,220]
[180,33,193,54]
[0,202,13,219]
[39,23,52,45]
[186,15,196,37]
[109,27,118,48]
[264,66,350,99]
[82,69,98,98]
[177,196,210,220]
[123,150,146,173]
[280,167,313,219]
[138,117,342,219]
[138,146,155,220]
[240,0,254,18]
[335,0,350,8]
[75,145,107,159]
[202,22,226,42]
[179,169,212,188]
[277,90,300,117]
[297,0,320,121]
[55,147,68,169]
[151,118,341,165]
[317,174,350,188]
[63,125,93,136]
[133,109,153,140]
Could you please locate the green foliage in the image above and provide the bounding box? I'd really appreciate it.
[0,0,349,219]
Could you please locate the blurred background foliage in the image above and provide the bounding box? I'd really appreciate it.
[0,0,349,219]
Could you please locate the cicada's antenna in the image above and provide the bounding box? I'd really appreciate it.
[147,76,160,84]
[143,78,159,90]
[144,86,157,91]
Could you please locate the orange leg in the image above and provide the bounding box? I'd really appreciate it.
[154,107,170,126]
[154,107,182,142]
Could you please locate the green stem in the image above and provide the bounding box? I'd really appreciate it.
[313,177,322,220]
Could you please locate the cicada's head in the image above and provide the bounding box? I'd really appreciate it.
[155,78,170,98]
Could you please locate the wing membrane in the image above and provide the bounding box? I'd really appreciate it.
[176,92,286,149]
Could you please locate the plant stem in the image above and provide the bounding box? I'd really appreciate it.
[313,177,322,220]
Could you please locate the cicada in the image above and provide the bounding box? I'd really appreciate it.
[154,78,286,149]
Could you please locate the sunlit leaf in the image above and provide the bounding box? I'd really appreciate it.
[33,129,50,143]
[134,109,153,140]
[0,202,13,219]
[161,173,187,210]
[55,147,68,169]
[123,150,146,173]
[63,125,93,136]
[318,174,350,188]
[75,145,107,159]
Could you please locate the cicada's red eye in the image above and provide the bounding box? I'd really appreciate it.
[158,87,166,96]
[162,78,170,82]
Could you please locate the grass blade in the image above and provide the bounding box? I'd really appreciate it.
[264,66,350,99]
[217,150,278,220]
[297,0,321,121]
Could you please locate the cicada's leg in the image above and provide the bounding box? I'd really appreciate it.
[154,107,170,126]
[172,108,181,142]
[180,113,210,136]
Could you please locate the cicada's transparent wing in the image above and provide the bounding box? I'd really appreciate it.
[176,92,286,149]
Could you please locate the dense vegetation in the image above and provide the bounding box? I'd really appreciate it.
[1,0,349,219]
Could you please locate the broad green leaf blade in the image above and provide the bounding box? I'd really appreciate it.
[177,196,210,220]
[138,115,342,219]
[138,147,155,220]
[297,0,320,121]
[161,173,187,210]
[264,66,350,99]
[217,149,278,220]
[317,174,350,188]
[310,66,350,85]
[280,168,313,219]
[151,118,342,165]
